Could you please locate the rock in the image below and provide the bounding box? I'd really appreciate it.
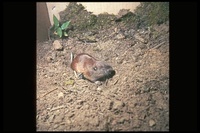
[138,113,146,120]
[115,57,123,64]
[84,104,89,109]
[62,73,66,76]
[113,100,125,110]
[114,27,119,33]
[139,44,147,49]
[46,56,53,63]
[134,34,148,44]
[93,46,101,51]
[149,119,156,127]
[66,119,71,125]
[53,40,63,51]
[95,81,102,86]
[118,116,129,124]
[58,92,64,99]
[53,124,59,129]
[97,86,102,91]
[116,33,125,40]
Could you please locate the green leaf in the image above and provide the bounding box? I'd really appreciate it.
[56,28,62,38]
[63,31,68,36]
[53,14,59,27]
[61,21,70,30]
[54,25,59,31]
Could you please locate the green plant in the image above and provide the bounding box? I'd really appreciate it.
[52,14,70,38]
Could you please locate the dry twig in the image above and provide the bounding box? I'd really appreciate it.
[37,88,58,100]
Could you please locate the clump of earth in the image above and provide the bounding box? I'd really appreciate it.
[37,2,169,131]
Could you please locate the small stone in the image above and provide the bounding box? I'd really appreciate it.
[66,119,71,125]
[139,44,147,49]
[63,73,66,76]
[149,119,156,127]
[97,87,102,91]
[118,115,130,124]
[116,58,123,64]
[84,104,89,109]
[53,40,63,51]
[93,46,101,51]
[58,92,64,99]
[95,81,102,85]
[113,100,125,110]
[53,124,59,129]
[134,34,147,43]
[46,56,53,62]
[116,33,125,40]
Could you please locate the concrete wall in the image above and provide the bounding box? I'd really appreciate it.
[37,2,140,42]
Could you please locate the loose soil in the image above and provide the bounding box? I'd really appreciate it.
[37,3,169,131]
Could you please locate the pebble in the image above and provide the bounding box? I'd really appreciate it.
[134,34,148,44]
[97,87,102,91]
[53,124,59,129]
[58,92,64,99]
[113,100,125,110]
[46,56,53,62]
[53,40,63,51]
[149,119,156,127]
[116,33,125,40]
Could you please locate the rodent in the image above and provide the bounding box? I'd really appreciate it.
[70,53,115,82]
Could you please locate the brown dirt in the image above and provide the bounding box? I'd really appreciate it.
[36,3,169,131]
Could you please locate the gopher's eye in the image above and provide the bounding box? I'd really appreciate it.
[93,67,97,71]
